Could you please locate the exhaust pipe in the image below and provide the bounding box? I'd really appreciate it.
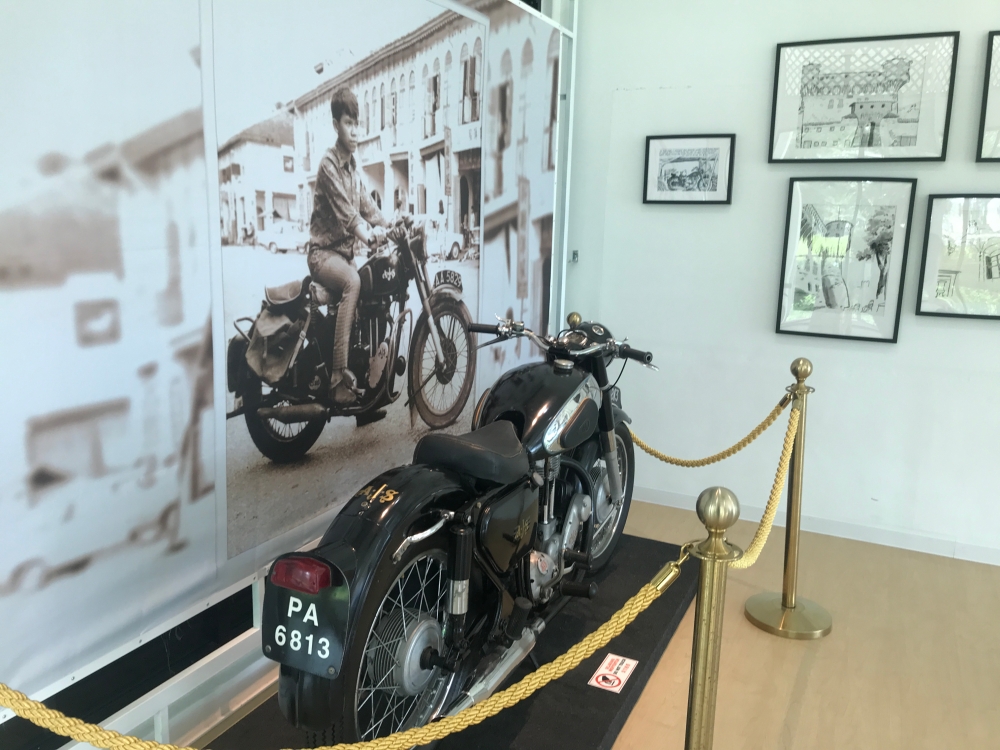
[446,618,545,714]
[256,403,328,424]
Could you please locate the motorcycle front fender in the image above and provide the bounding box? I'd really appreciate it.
[274,464,469,731]
[613,406,632,427]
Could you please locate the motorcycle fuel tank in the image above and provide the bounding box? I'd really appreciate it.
[474,360,600,459]
[359,249,404,296]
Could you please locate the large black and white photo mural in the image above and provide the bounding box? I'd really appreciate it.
[478,1,563,391]
[213,0,489,559]
[0,0,567,704]
[0,0,216,698]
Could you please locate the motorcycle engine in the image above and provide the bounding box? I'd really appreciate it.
[527,492,592,603]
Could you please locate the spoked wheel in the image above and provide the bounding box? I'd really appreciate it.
[409,298,476,429]
[242,374,325,463]
[349,550,453,741]
[588,423,635,572]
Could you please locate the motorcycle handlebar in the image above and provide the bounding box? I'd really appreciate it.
[469,323,501,335]
[618,344,653,365]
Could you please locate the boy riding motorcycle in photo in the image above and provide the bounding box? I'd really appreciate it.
[307,87,391,408]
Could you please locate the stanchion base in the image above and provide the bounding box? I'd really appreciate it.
[744,592,832,640]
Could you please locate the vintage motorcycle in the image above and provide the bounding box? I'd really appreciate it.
[226,217,476,463]
[260,314,655,744]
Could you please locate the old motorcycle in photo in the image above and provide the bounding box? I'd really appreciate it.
[259,314,656,744]
[226,216,476,462]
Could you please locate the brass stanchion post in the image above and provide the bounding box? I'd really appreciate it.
[684,487,742,750]
[744,358,832,639]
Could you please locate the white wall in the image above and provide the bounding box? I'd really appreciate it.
[566,0,1000,564]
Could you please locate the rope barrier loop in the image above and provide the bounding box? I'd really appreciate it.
[0,551,691,750]
[629,394,790,469]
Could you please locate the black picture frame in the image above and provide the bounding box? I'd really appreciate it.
[775,177,918,343]
[768,32,960,163]
[915,194,1000,320]
[642,134,735,205]
[976,31,1000,162]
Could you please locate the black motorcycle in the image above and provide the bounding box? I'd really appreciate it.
[226,217,476,463]
[260,314,655,744]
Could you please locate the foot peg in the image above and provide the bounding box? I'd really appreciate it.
[504,597,532,641]
[560,580,598,599]
[563,548,592,569]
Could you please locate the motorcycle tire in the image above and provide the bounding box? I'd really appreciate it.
[334,534,453,742]
[587,423,635,573]
[409,297,476,430]
[242,372,325,463]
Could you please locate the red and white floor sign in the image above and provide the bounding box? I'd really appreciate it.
[588,653,638,694]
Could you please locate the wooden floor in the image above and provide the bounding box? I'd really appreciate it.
[614,501,1000,749]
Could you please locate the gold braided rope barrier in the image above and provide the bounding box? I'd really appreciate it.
[630,395,790,468]
[0,403,801,750]
[631,400,799,570]
[0,554,689,750]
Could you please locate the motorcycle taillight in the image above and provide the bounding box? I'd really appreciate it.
[271,556,331,594]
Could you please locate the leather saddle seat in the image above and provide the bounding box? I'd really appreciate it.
[413,420,529,485]
[264,276,311,308]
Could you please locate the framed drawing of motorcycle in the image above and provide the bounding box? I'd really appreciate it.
[776,177,917,343]
[642,134,735,204]
[768,33,960,162]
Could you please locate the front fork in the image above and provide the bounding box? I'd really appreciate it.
[415,264,445,368]
[593,359,624,505]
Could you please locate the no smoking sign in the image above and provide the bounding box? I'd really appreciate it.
[587,653,638,694]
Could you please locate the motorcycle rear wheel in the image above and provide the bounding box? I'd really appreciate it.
[409,298,475,429]
[335,541,453,742]
[243,374,325,463]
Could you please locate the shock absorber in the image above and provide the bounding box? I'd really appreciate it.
[447,525,474,642]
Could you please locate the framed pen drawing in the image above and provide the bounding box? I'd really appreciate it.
[916,195,1000,319]
[776,177,917,343]
[769,32,959,162]
[642,134,735,204]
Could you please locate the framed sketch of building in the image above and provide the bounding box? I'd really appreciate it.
[769,33,960,162]
[976,32,1000,161]
[642,134,735,204]
[916,195,1000,319]
[776,177,917,343]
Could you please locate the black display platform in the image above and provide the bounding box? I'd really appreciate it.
[212,535,699,750]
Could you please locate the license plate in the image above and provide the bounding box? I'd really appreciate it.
[609,386,622,409]
[434,269,463,291]
[261,573,350,679]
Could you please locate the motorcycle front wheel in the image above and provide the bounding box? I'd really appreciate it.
[409,298,476,429]
[587,423,635,572]
[308,540,453,746]
[242,373,325,463]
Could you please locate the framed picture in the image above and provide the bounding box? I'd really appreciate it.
[776,177,917,343]
[769,33,960,162]
[642,134,735,204]
[916,195,1000,319]
[977,32,1000,161]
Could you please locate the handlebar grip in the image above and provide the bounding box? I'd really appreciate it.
[469,323,501,335]
[619,344,653,364]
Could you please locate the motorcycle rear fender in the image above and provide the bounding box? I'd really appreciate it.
[226,335,249,395]
[275,464,469,731]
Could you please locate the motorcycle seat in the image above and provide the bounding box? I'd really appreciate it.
[413,420,529,485]
[265,276,311,307]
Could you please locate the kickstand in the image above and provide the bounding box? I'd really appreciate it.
[528,652,541,671]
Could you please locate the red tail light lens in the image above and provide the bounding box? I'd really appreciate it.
[271,556,331,594]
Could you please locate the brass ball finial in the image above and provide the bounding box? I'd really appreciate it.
[696,487,740,533]
[790,357,813,383]
[566,311,582,329]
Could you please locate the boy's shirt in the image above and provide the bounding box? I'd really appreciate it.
[309,143,386,260]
